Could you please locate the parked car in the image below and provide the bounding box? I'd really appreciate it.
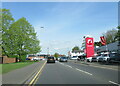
[78,54,86,61]
[86,57,92,62]
[97,53,109,62]
[47,56,55,63]
[92,56,97,62]
[59,57,68,62]
[108,52,120,63]
[70,56,78,60]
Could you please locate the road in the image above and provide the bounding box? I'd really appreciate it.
[34,60,119,85]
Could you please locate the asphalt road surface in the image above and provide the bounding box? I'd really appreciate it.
[34,61,119,85]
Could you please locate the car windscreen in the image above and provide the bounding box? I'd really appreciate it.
[102,54,108,57]
[61,57,67,59]
[48,57,54,59]
[109,53,119,58]
[28,55,36,57]
[72,56,78,58]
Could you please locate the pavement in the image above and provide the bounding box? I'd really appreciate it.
[2,60,46,85]
[34,61,119,85]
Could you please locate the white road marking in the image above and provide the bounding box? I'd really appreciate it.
[91,65,118,71]
[65,65,73,68]
[77,62,118,71]
[109,81,120,86]
[75,68,93,76]
[59,63,64,65]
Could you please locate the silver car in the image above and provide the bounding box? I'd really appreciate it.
[59,57,68,62]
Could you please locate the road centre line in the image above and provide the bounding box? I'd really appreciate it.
[65,65,73,68]
[75,68,93,76]
[28,61,46,85]
[109,81,120,86]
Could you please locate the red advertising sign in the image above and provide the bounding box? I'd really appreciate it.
[85,37,94,58]
[100,36,106,45]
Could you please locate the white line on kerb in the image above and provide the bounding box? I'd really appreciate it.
[75,68,93,75]
[109,81,120,86]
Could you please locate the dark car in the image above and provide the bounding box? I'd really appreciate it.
[92,56,97,62]
[108,52,120,63]
[47,57,55,63]
[59,57,68,62]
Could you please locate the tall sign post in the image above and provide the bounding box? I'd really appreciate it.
[85,37,94,58]
[100,36,107,51]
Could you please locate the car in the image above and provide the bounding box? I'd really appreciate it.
[97,55,104,62]
[86,57,92,62]
[47,56,55,63]
[108,52,120,63]
[58,57,60,61]
[70,56,78,60]
[92,56,97,62]
[59,57,68,62]
[97,53,110,62]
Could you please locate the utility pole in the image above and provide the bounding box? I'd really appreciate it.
[47,47,49,56]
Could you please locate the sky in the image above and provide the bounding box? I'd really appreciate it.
[2,2,118,55]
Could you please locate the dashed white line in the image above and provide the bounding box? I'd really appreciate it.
[75,68,93,76]
[109,81,120,86]
[65,65,73,68]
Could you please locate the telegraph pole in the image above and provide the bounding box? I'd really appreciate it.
[47,47,49,56]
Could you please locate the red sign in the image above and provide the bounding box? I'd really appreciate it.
[84,49,86,54]
[100,36,106,45]
[86,37,94,58]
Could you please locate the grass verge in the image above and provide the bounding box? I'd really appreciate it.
[1,62,36,74]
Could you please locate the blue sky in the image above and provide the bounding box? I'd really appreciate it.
[2,2,118,55]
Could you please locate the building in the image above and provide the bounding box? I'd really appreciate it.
[0,56,17,64]
[95,41,119,53]
[68,50,84,57]
[27,54,48,60]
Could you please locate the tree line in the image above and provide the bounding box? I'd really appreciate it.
[72,26,120,51]
[94,27,120,47]
[1,9,41,61]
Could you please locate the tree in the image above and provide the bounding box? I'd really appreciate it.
[72,46,80,52]
[102,29,118,44]
[115,26,120,41]
[94,41,102,47]
[116,26,120,55]
[9,17,41,61]
[54,53,59,58]
[1,9,14,56]
[1,9,41,61]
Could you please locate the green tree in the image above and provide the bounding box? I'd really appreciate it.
[72,46,80,52]
[102,29,118,44]
[9,17,41,61]
[1,9,14,56]
[1,9,41,61]
[115,26,120,41]
[54,53,59,58]
[94,41,102,47]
